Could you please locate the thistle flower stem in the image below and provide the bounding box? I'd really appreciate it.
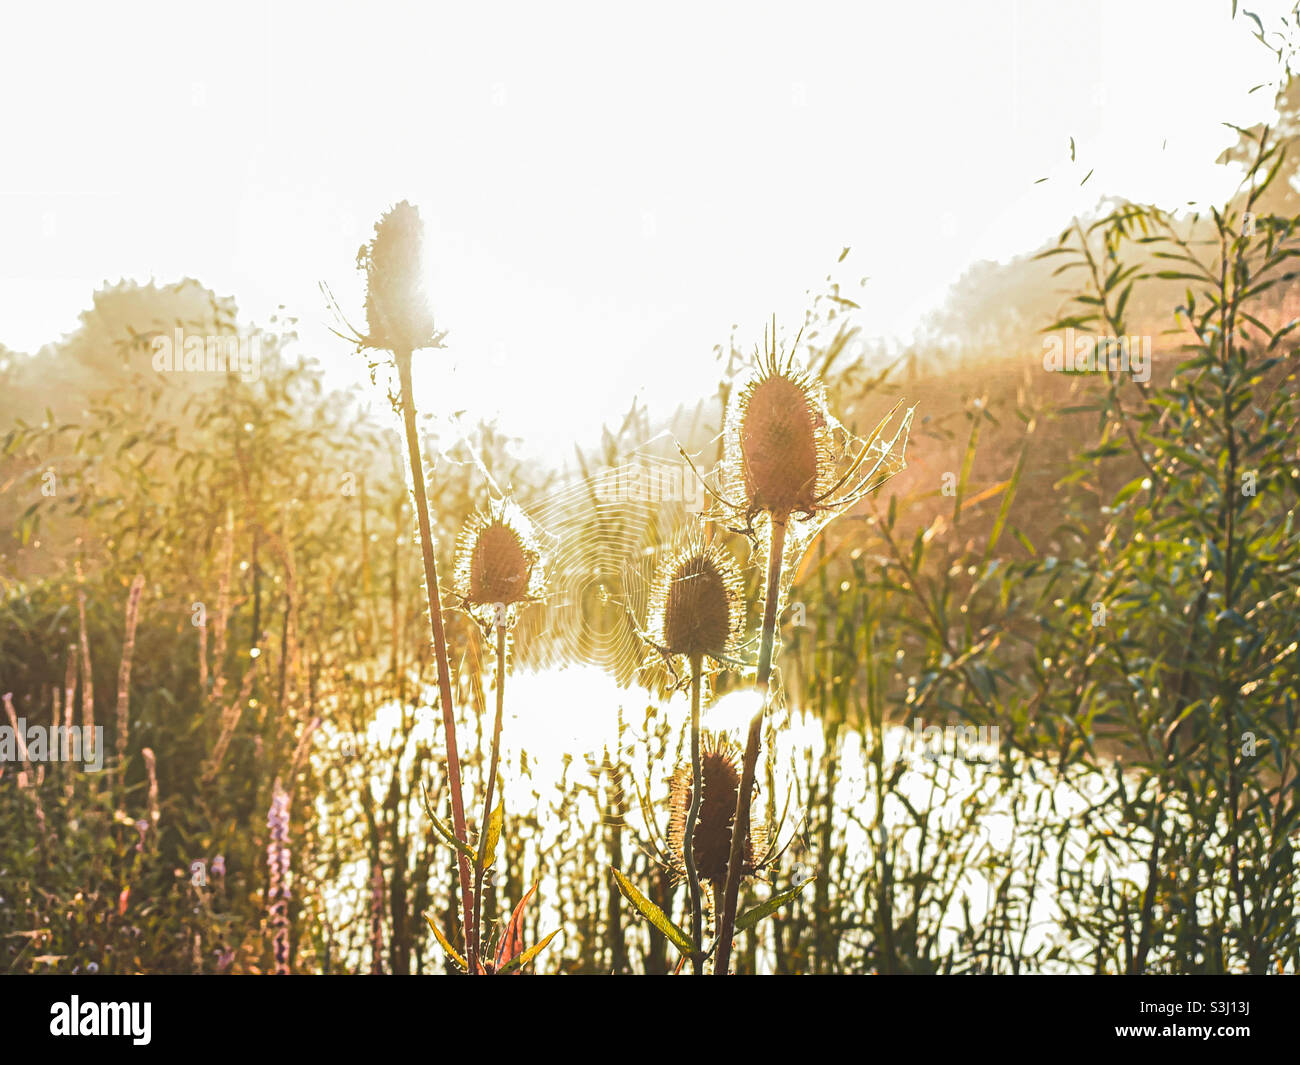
[683,652,705,974]
[395,349,477,974]
[473,620,508,963]
[714,514,787,975]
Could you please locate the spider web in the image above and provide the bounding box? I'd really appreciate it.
[508,397,914,688]
[512,433,722,686]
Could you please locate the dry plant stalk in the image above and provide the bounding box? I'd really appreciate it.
[115,575,146,775]
[75,562,95,765]
[363,201,478,971]
[455,501,541,963]
[3,691,49,849]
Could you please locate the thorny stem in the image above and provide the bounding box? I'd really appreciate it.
[715,515,787,974]
[473,620,508,964]
[395,350,477,974]
[683,653,705,974]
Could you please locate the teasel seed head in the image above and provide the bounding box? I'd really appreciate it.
[647,529,745,667]
[455,499,543,629]
[730,331,832,524]
[361,201,438,354]
[667,734,763,885]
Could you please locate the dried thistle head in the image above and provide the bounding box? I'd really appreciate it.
[667,734,765,885]
[455,499,544,629]
[710,320,913,536]
[725,326,833,527]
[361,201,438,354]
[646,529,745,669]
[738,363,831,522]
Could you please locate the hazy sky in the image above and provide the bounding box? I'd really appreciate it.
[1,1,1292,463]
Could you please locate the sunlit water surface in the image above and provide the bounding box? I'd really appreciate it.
[315,664,1147,973]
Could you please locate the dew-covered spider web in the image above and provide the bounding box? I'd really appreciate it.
[511,431,734,687]
[506,390,914,691]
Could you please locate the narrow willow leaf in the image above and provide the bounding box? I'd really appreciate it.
[983,441,1028,565]
[495,883,538,970]
[428,807,476,861]
[496,929,560,974]
[952,408,981,530]
[421,781,476,860]
[423,912,467,971]
[735,876,816,933]
[481,794,504,869]
[610,868,694,954]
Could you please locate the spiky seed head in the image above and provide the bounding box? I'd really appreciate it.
[455,501,543,628]
[738,366,826,517]
[668,736,761,885]
[363,201,437,353]
[466,521,534,607]
[649,533,745,665]
[663,555,730,659]
[742,375,819,513]
[730,340,832,522]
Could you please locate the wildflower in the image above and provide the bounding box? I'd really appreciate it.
[266,781,291,975]
[352,201,475,969]
[454,496,547,961]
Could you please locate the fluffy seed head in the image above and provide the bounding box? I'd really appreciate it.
[668,736,762,885]
[362,201,437,353]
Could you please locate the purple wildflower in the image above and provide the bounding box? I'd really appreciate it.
[266,781,291,974]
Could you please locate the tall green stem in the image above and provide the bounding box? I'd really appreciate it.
[473,621,508,964]
[683,653,705,974]
[396,350,477,973]
[715,515,787,975]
